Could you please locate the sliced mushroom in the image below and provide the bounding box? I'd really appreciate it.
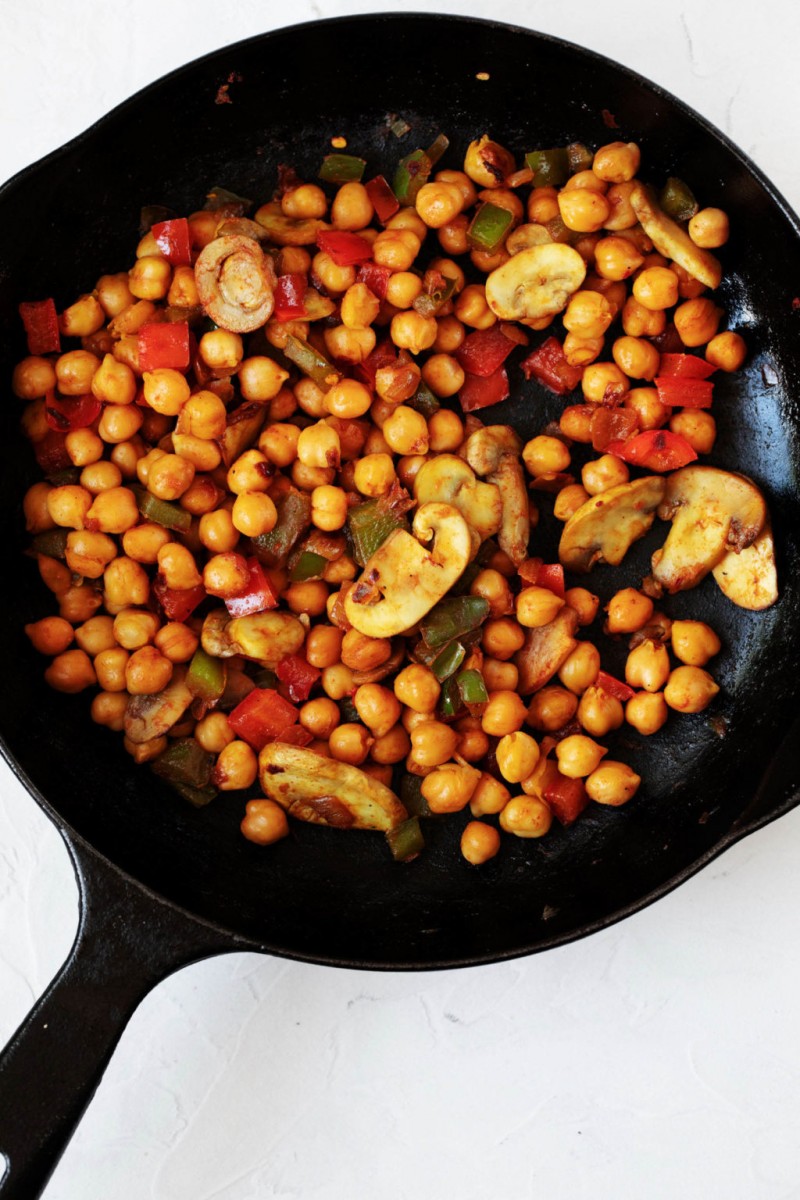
[124,668,193,744]
[485,243,586,322]
[505,223,553,255]
[259,744,407,831]
[216,216,271,242]
[651,466,767,593]
[464,426,530,565]
[195,235,276,332]
[711,522,778,610]
[630,186,722,290]
[344,502,471,638]
[514,607,580,695]
[201,607,305,665]
[559,476,666,573]
[413,454,502,541]
[254,201,328,246]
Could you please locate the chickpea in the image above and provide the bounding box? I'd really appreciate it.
[329,723,373,765]
[94,646,129,692]
[12,356,57,400]
[674,298,723,347]
[121,523,170,565]
[564,587,599,626]
[381,406,428,456]
[581,455,629,495]
[98,403,144,445]
[481,659,518,692]
[382,271,422,309]
[460,821,501,865]
[526,686,578,732]
[259,423,299,470]
[295,697,338,740]
[421,763,480,814]
[231,491,277,538]
[632,266,679,311]
[469,569,513,619]
[705,331,746,373]
[147,454,195,501]
[586,762,641,806]
[581,361,629,404]
[341,629,392,672]
[65,429,104,468]
[65,530,117,579]
[625,640,671,693]
[44,648,97,693]
[124,735,168,764]
[499,795,552,838]
[419,353,464,400]
[371,724,411,765]
[96,272,133,317]
[226,448,271,495]
[456,721,490,764]
[24,482,56,534]
[432,316,466,355]
[669,408,717,454]
[554,483,591,521]
[324,324,376,365]
[563,290,614,340]
[563,332,604,368]
[624,387,669,431]
[414,180,464,228]
[305,625,343,671]
[284,579,328,617]
[55,350,100,396]
[469,773,511,818]
[559,406,593,444]
[371,228,421,272]
[612,335,660,381]
[353,453,396,498]
[329,180,373,230]
[688,207,729,249]
[25,615,75,655]
[125,645,173,695]
[394,663,441,713]
[578,686,624,737]
[559,642,601,694]
[325,378,372,420]
[625,691,669,736]
[351,684,400,738]
[389,311,438,356]
[666,621,721,672]
[603,181,638,231]
[592,141,641,183]
[58,584,103,624]
[522,435,571,478]
[90,691,129,732]
[621,296,666,339]
[241,799,290,846]
[454,283,496,330]
[558,189,611,233]
[516,586,565,628]
[197,508,239,554]
[110,439,145,480]
[594,236,644,281]
[481,690,527,737]
[155,622,198,663]
[556,734,607,779]
[215,740,258,791]
[202,552,249,599]
[495,731,540,784]
[80,461,124,495]
[47,485,92,530]
[409,721,459,768]
[606,588,654,634]
[112,609,160,650]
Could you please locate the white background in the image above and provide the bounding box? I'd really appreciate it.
[2,2,800,1198]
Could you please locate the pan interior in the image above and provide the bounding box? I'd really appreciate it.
[1,15,799,967]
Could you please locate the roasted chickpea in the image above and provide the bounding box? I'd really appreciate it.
[577,686,624,737]
[559,642,601,694]
[516,586,565,628]
[55,350,100,396]
[625,640,671,693]
[203,552,250,599]
[558,189,611,233]
[409,720,459,768]
[670,620,722,666]
[481,690,527,737]
[581,361,629,404]
[299,697,341,740]
[470,569,513,619]
[526,686,578,732]
[556,734,607,779]
[481,617,526,661]
[325,378,372,420]
[632,266,679,311]
[669,409,717,454]
[585,761,641,806]
[594,236,644,281]
[454,283,496,330]
[215,740,258,791]
[122,523,171,564]
[306,625,344,670]
[606,588,654,634]
[421,763,480,814]
[353,453,396,497]
[522,435,571,478]
[415,181,464,227]
[329,723,372,766]
[25,615,74,655]
[353,684,402,738]
[460,821,501,865]
[674,297,723,347]
[65,429,104,468]
[621,296,666,339]
[688,207,729,249]
[339,629,391,672]
[581,455,629,495]
[394,663,441,713]
[47,485,92,530]
[624,386,669,431]
[241,799,290,846]
[12,356,57,400]
[44,648,97,693]
[612,335,660,381]
[285,580,329,617]
[564,587,600,626]
[496,731,540,784]
[382,406,429,455]
[24,482,56,534]
[499,795,552,838]
[94,646,129,692]
[625,691,669,736]
[90,691,129,732]
[112,609,160,651]
[91,355,137,405]
[554,483,591,521]
[155,622,198,663]
[705,331,746,373]
[421,354,466,399]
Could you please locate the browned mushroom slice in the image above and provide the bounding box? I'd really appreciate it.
[514,607,579,695]
[254,201,328,246]
[630,186,722,289]
[124,668,193,743]
[194,234,276,332]
[651,466,767,593]
[464,426,530,565]
[259,744,408,831]
[559,476,666,573]
[711,522,778,609]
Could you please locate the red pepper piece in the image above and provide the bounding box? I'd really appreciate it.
[518,557,543,585]
[33,429,71,474]
[138,322,190,372]
[151,218,192,267]
[654,376,714,409]
[456,323,527,377]
[273,273,309,322]
[44,393,102,433]
[607,429,698,472]
[458,366,510,413]
[657,353,716,379]
[19,299,60,355]
[225,557,280,618]
[536,563,565,599]
[544,774,589,826]
[355,337,396,388]
[590,406,639,451]
[357,261,392,300]
[153,577,207,622]
[227,687,299,751]
[316,230,373,267]
[520,336,583,395]
[596,670,635,702]
[274,724,314,747]
[276,654,322,703]
[365,175,401,223]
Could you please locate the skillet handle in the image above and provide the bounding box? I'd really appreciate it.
[0,837,236,1199]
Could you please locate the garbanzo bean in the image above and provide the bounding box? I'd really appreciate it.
[460,821,501,865]
[241,799,290,845]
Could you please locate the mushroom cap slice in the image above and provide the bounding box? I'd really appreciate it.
[711,521,778,609]
[195,234,276,332]
[344,502,471,638]
[630,185,722,290]
[651,466,767,594]
[124,668,193,744]
[485,243,586,322]
[515,607,579,695]
[259,744,407,831]
[559,476,666,573]
[413,454,502,541]
[464,426,530,565]
[254,201,328,246]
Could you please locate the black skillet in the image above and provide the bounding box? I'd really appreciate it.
[1,13,799,1197]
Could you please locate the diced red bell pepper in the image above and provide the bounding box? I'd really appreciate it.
[276,654,322,703]
[138,321,190,372]
[274,724,314,747]
[33,429,72,474]
[458,366,510,413]
[316,230,373,267]
[544,774,589,826]
[273,273,309,322]
[153,577,207,622]
[456,323,528,378]
[654,376,714,409]
[227,687,299,751]
[357,261,392,300]
[44,392,102,433]
[365,175,401,223]
[355,338,396,388]
[590,406,639,451]
[151,218,192,267]
[607,429,698,472]
[225,558,280,618]
[19,298,60,355]
[520,336,583,395]
[536,563,565,599]
[657,353,716,379]
[596,670,635,702]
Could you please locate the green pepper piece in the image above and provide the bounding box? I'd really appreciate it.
[252,487,312,568]
[400,773,435,818]
[290,550,327,581]
[466,203,514,253]
[438,674,464,720]
[412,275,457,319]
[283,335,341,391]
[408,380,441,416]
[566,142,593,174]
[204,185,253,213]
[425,133,450,167]
[186,648,226,705]
[544,215,576,245]
[152,738,215,795]
[46,467,81,487]
[525,148,569,188]
[456,668,489,707]
[431,640,467,683]
[347,491,411,567]
[393,150,432,205]
[390,116,411,139]
[132,485,192,532]
[29,528,69,559]
[451,561,481,596]
[385,816,425,862]
[170,781,218,807]
[219,400,270,468]
[419,595,490,649]
[659,177,699,222]
[319,153,367,183]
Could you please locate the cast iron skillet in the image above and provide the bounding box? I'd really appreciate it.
[1,13,799,1197]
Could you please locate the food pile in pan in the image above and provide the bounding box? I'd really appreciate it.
[14,128,777,864]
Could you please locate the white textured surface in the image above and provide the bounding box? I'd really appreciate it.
[2,2,800,1197]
